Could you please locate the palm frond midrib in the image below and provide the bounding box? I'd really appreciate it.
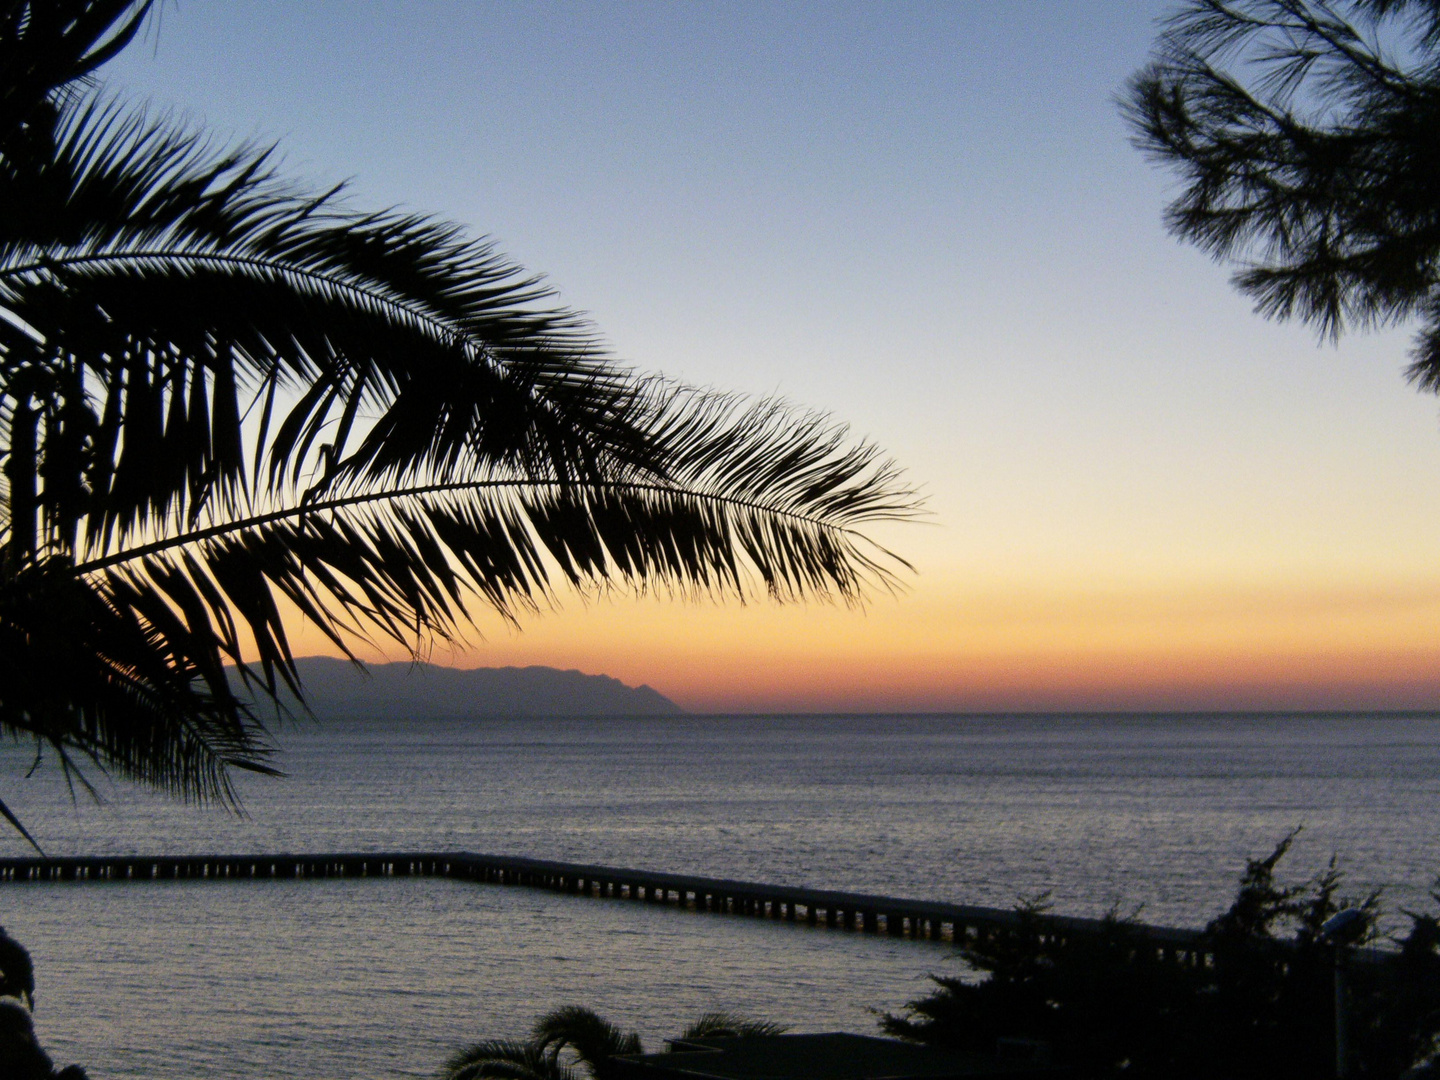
[72,472,918,577]
[0,245,591,355]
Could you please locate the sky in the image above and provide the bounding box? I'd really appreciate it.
[98,1,1440,712]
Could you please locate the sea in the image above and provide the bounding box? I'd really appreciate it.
[1,713,1438,1079]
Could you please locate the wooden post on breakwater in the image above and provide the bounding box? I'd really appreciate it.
[0,849,1279,970]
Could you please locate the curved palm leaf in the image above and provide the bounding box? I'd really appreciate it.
[533,1006,642,1080]
[1,95,652,537]
[0,1,150,152]
[0,557,275,803]
[0,17,920,831]
[441,1039,579,1080]
[678,1013,789,1040]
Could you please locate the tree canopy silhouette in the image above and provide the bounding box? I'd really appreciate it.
[1124,0,1440,386]
[0,1,920,846]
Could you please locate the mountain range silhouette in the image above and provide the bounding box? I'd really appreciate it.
[250,656,683,719]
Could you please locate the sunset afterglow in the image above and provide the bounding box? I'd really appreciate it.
[105,2,1440,712]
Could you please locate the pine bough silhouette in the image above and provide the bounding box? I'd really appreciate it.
[1124,0,1440,388]
[0,1,920,847]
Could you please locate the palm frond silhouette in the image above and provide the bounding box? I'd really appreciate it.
[441,1039,580,1080]
[678,1013,789,1040]
[0,2,920,844]
[533,1006,643,1080]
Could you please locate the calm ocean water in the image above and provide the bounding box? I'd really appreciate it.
[2,713,1438,1079]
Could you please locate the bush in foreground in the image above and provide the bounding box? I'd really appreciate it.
[881,836,1440,1079]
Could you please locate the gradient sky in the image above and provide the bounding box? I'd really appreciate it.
[99,1,1440,711]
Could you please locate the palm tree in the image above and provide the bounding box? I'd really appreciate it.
[442,1007,787,1080]
[0,2,920,846]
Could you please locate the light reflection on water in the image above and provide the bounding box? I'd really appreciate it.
[2,714,1439,1078]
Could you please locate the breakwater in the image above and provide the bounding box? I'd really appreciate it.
[0,849,1223,966]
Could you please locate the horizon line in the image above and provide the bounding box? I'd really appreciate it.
[671,708,1440,718]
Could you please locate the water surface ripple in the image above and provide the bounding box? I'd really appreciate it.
[2,714,1437,1078]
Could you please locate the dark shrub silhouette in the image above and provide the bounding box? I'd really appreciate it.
[0,983,87,1078]
[0,924,34,1008]
[882,836,1440,1079]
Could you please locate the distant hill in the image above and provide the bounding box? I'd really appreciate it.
[242,656,683,719]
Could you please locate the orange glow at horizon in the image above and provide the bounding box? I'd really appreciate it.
[272,574,1440,713]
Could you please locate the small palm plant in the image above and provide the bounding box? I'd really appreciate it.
[442,1007,787,1080]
